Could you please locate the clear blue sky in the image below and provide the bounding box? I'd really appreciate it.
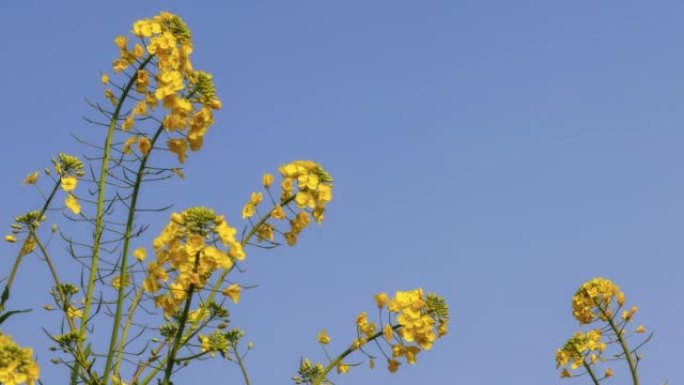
[1,1,683,384]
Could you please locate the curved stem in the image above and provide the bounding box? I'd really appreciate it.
[1,179,60,310]
[312,324,402,385]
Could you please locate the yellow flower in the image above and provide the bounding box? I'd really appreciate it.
[4,235,17,243]
[604,368,614,378]
[22,171,39,185]
[137,136,152,156]
[167,139,188,163]
[635,325,646,333]
[263,173,274,187]
[374,292,389,308]
[67,306,83,319]
[112,274,131,290]
[383,324,394,341]
[101,73,110,85]
[133,247,147,262]
[271,205,286,220]
[317,329,331,345]
[336,363,350,374]
[60,176,77,192]
[114,35,127,49]
[222,283,241,303]
[65,194,81,215]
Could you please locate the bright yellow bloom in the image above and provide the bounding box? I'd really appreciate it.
[374,292,389,308]
[636,325,646,333]
[22,171,39,185]
[133,247,147,262]
[0,333,40,385]
[222,284,241,303]
[4,235,17,243]
[317,329,331,345]
[383,324,393,342]
[65,194,81,215]
[60,176,77,192]
[101,73,110,85]
[263,173,274,187]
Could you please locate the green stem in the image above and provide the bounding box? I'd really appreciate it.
[581,359,601,385]
[312,324,402,385]
[102,123,165,382]
[31,230,101,385]
[603,309,640,385]
[76,55,152,385]
[161,252,200,385]
[234,344,251,385]
[1,179,60,310]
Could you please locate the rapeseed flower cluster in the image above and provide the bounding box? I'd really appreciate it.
[557,277,649,381]
[305,289,448,383]
[54,154,86,215]
[144,207,243,318]
[0,332,40,385]
[556,330,607,376]
[572,277,623,324]
[243,160,333,247]
[106,12,221,164]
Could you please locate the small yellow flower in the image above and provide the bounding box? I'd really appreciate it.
[61,176,78,192]
[22,171,40,185]
[101,73,110,85]
[133,247,147,262]
[4,235,17,243]
[604,368,614,378]
[65,193,81,215]
[222,283,241,303]
[635,325,646,333]
[374,292,389,308]
[383,324,393,342]
[263,173,274,187]
[114,35,127,49]
[316,329,331,345]
[336,363,350,374]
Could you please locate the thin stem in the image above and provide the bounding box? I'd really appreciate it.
[234,344,251,385]
[31,230,101,385]
[77,54,152,385]
[1,179,60,310]
[312,324,402,385]
[103,123,165,382]
[603,308,640,385]
[582,360,601,385]
[161,252,200,385]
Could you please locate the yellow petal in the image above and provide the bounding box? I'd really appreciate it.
[222,283,241,303]
[65,193,81,215]
[61,176,78,192]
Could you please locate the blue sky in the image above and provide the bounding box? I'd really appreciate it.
[1,1,683,384]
